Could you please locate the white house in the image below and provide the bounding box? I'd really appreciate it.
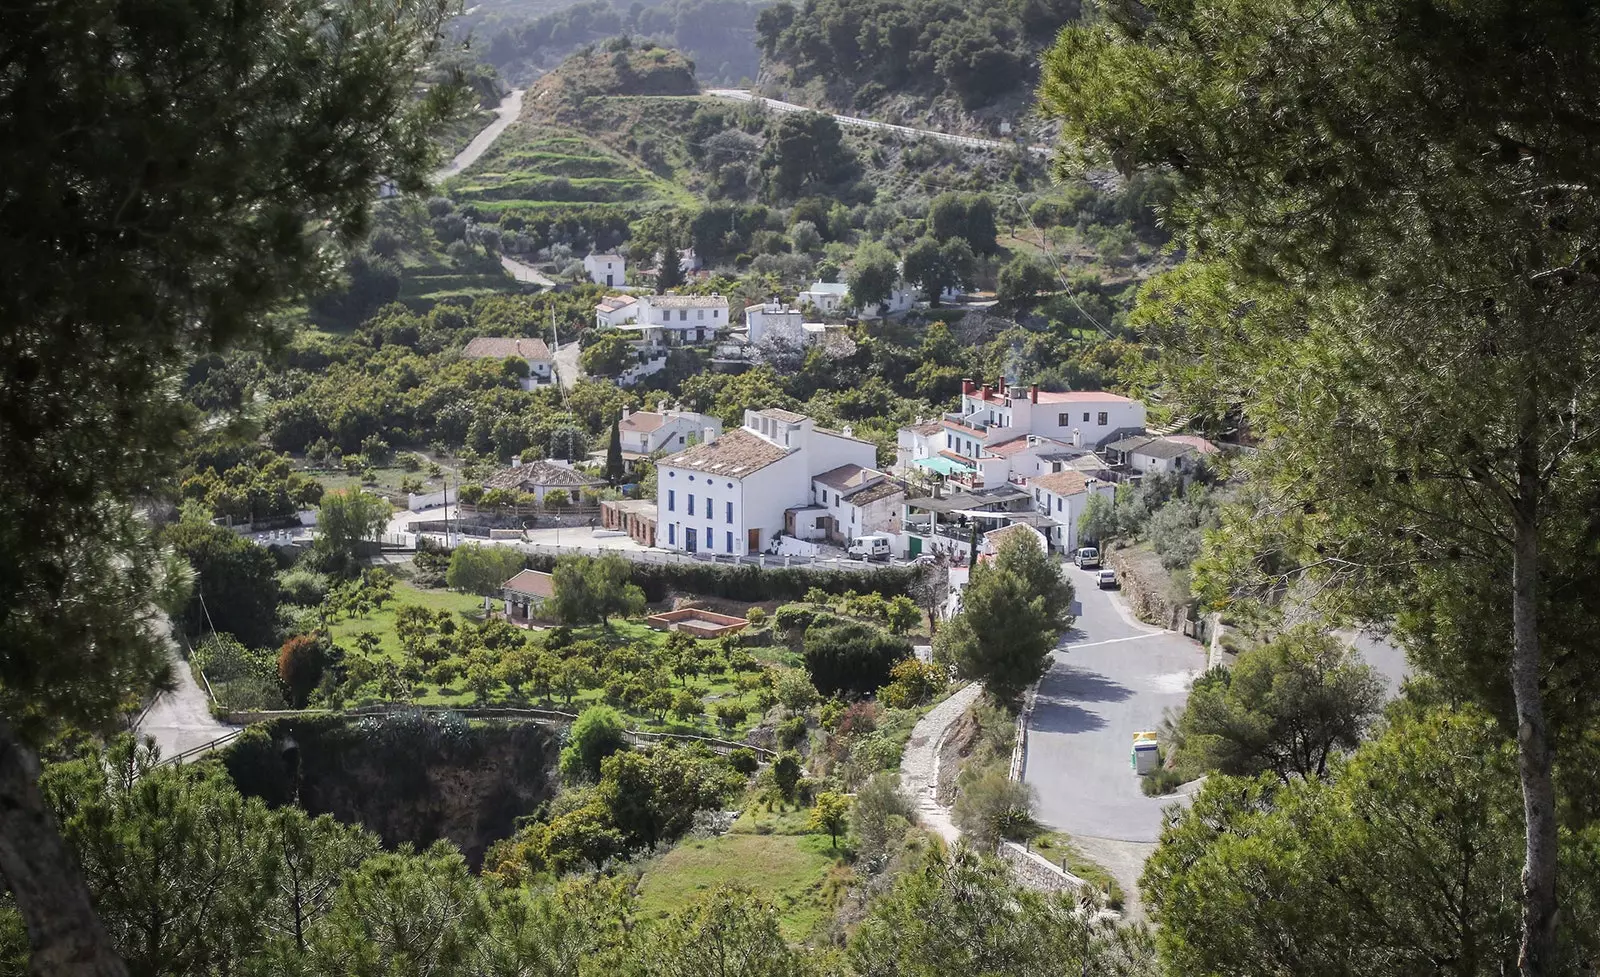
[629,294,730,346]
[932,378,1147,469]
[895,420,944,470]
[745,302,807,345]
[618,408,721,459]
[1028,469,1115,553]
[461,336,555,389]
[594,294,639,329]
[583,253,626,287]
[809,464,905,544]
[1105,434,1220,477]
[797,281,850,315]
[655,408,876,557]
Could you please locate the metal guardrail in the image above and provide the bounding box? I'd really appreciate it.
[153,728,244,768]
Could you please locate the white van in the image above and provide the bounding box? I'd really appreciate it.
[847,534,893,560]
[1075,546,1101,569]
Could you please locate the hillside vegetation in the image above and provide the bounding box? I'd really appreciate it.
[465,0,765,86]
[756,0,1081,128]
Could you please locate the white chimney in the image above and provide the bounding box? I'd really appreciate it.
[621,406,631,420]
[511,457,523,468]
[704,427,718,444]
[842,424,854,438]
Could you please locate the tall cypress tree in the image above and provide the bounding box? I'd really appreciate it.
[605,420,624,485]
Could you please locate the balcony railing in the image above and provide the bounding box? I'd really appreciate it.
[943,412,988,433]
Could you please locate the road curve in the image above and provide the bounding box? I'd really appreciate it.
[433,88,525,184]
[1023,566,1205,843]
[703,88,1051,158]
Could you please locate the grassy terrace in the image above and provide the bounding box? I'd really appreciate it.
[634,807,851,940]
[444,97,705,213]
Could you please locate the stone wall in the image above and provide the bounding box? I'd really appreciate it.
[998,841,1088,894]
[1105,544,1191,631]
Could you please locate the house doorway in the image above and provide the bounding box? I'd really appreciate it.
[606,274,614,286]
[685,528,698,553]
[747,528,760,553]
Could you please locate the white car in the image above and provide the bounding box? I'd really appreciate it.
[1075,546,1101,569]
[1096,569,1118,590]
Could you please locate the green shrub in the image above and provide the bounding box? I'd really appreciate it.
[772,603,816,635]
[1141,767,1185,796]
[777,716,808,749]
[728,748,760,775]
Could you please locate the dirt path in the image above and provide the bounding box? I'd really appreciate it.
[899,683,983,844]
[433,88,525,183]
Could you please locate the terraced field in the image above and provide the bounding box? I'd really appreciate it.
[442,91,713,214]
[446,116,698,213]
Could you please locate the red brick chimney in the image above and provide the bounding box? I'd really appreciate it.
[1030,383,1039,403]
[961,378,975,395]
[980,383,991,399]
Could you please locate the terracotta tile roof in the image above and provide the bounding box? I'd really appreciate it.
[1163,434,1220,454]
[587,253,625,264]
[503,569,555,599]
[984,437,1033,458]
[484,460,603,491]
[1032,389,1135,404]
[660,429,792,478]
[814,464,876,492]
[1031,470,1093,496]
[906,420,943,436]
[847,480,905,506]
[597,295,638,312]
[619,411,667,433]
[462,337,553,362]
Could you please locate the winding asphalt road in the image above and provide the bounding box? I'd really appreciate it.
[1023,566,1206,843]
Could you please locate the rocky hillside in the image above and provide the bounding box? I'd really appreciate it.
[222,712,560,867]
[530,41,699,102]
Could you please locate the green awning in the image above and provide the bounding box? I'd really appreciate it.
[915,456,975,476]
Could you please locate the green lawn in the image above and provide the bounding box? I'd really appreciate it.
[634,817,850,940]
[328,581,486,660]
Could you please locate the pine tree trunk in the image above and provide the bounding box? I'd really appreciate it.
[0,722,128,977]
[1513,427,1558,977]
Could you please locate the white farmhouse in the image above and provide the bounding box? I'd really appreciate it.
[797,281,850,315]
[1105,434,1220,477]
[807,465,906,544]
[617,408,721,459]
[461,337,555,389]
[745,302,807,345]
[1028,470,1115,554]
[594,294,639,329]
[895,419,945,470]
[583,253,626,287]
[655,408,876,557]
[936,378,1146,463]
[631,294,730,346]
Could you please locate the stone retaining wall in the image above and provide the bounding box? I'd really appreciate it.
[1105,545,1190,631]
[998,841,1088,894]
